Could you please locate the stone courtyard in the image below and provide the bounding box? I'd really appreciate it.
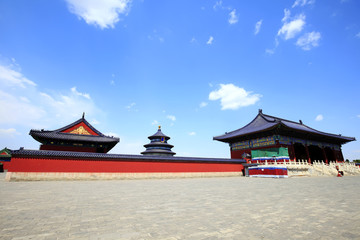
[0,173,359,239]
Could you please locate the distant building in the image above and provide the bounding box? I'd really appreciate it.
[29,113,119,153]
[213,110,355,164]
[7,114,247,181]
[0,147,12,171]
[141,126,176,156]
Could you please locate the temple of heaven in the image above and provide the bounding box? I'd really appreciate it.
[29,113,119,153]
[141,126,176,156]
[213,109,355,164]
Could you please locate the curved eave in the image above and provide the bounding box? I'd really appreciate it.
[213,113,277,142]
[143,142,174,148]
[279,122,356,144]
[54,117,104,136]
[141,149,176,156]
[213,124,278,142]
[29,130,120,144]
[148,135,170,140]
[213,111,356,145]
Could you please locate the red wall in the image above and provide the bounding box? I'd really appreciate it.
[9,157,244,173]
[1,161,11,170]
[249,167,288,176]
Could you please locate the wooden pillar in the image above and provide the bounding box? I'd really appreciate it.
[322,147,328,164]
[305,145,311,164]
[339,149,344,162]
[333,149,338,162]
[290,143,296,162]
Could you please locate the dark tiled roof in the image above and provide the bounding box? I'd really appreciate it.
[148,127,170,139]
[140,149,176,156]
[213,110,355,143]
[11,149,246,164]
[30,130,119,143]
[29,117,120,144]
[143,142,174,148]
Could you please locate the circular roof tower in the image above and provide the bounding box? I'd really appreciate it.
[141,126,176,156]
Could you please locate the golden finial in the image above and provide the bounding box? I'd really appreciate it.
[158,125,161,130]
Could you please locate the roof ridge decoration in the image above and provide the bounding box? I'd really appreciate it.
[56,116,101,136]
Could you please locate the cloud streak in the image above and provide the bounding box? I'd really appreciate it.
[207,36,214,45]
[209,84,261,110]
[296,31,321,50]
[228,9,238,24]
[65,0,131,29]
[278,11,306,40]
[0,63,100,128]
[254,20,263,35]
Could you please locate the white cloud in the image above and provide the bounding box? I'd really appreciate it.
[189,132,196,136]
[265,49,275,55]
[126,102,136,109]
[209,84,262,110]
[292,0,315,8]
[207,36,214,45]
[167,115,176,121]
[0,89,46,127]
[282,9,291,23]
[296,31,321,50]
[65,0,131,29]
[356,32,360,38]
[0,63,100,128]
[357,115,360,118]
[147,29,165,43]
[278,12,306,40]
[213,0,223,10]
[228,9,238,24]
[0,65,36,88]
[190,37,197,43]
[152,120,159,125]
[90,119,100,125]
[0,128,20,138]
[254,20,263,35]
[199,102,208,108]
[315,114,323,121]
[71,86,91,99]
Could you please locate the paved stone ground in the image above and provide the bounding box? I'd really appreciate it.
[0,173,359,240]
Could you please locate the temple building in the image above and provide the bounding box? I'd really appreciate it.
[213,110,355,164]
[29,114,119,153]
[0,148,12,171]
[141,126,176,156]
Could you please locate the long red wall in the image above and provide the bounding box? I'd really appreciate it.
[1,161,11,170]
[9,157,244,173]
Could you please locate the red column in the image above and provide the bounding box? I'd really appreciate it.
[333,149,338,162]
[322,147,328,164]
[289,144,296,162]
[305,145,311,164]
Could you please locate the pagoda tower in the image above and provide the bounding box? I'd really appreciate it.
[141,126,176,156]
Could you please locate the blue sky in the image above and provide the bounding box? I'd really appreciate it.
[0,0,359,160]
